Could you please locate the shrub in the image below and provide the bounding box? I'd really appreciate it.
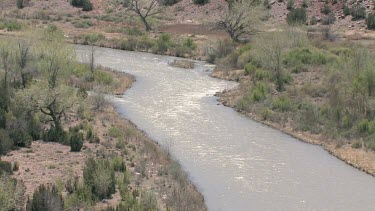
[10,129,32,147]
[302,0,308,8]
[287,0,294,10]
[310,16,318,25]
[26,185,63,211]
[82,0,93,11]
[12,162,19,172]
[16,0,24,9]
[287,8,307,25]
[70,132,84,152]
[367,13,375,30]
[343,5,350,16]
[284,47,329,67]
[206,39,234,63]
[83,158,116,200]
[272,95,292,112]
[322,12,336,25]
[161,0,181,6]
[254,69,270,81]
[366,139,375,151]
[351,4,366,20]
[0,174,25,211]
[352,141,362,149]
[247,83,269,102]
[152,33,172,54]
[321,4,331,15]
[193,0,209,5]
[0,160,12,175]
[112,156,126,172]
[43,127,68,144]
[0,129,12,155]
[71,0,93,11]
[94,70,113,85]
[244,63,256,75]
[74,20,93,28]
[108,127,123,138]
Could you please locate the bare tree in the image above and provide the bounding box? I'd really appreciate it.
[255,31,291,91]
[122,0,160,31]
[215,0,265,41]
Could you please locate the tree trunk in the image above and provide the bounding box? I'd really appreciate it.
[140,16,152,31]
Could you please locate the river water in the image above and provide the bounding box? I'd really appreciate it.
[77,46,375,211]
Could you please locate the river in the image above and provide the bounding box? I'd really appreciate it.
[77,46,375,211]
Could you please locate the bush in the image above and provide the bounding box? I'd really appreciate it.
[26,185,64,211]
[152,33,172,54]
[287,8,307,25]
[352,141,362,149]
[10,129,32,147]
[247,83,269,102]
[70,132,84,152]
[321,4,331,15]
[112,156,126,172]
[0,129,12,155]
[244,63,256,75]
[83,158,116,201]
[108,127,123,138]
[367,13,375,30]
[193,0,209,5]
[272,95,292,112]
[16,0,24,9]
[12,161,19,172]
[94,70,113,85]
[74,20,93,28]
[161,0,181,6]
[0,174,25,211]
[302,0,308,8]
[43,127,68,144]
[287,0,294,10]
[343,5,350,16]
[0,160,12,175]
[351,4,366,20]
[322,12,336,25]
[310,16,318,25]
[82,0,93,11]
[284,47,329,67]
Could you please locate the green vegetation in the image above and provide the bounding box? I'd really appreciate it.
[287,8,307,25]
[367,13,375,30]
[70,0,93,11]
[193,0,209,5]
[26,185,64,211]
[214,27,375,152]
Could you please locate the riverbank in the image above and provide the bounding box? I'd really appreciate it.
[2,69,206,210]
[212,70,375,177]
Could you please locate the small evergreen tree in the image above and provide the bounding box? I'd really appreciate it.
[16,0,24,9]
[27,185,64,211]
[70,132,84,152]
[82,0,93,11]
[287,8,307,25]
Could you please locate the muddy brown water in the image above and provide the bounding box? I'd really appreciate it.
[77,46,375,211]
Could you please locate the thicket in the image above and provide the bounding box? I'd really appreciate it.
[223,29,375,151]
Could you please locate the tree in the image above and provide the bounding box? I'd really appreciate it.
[15,82,78,139]
[215,0,265,41]
[255,31,292,91]
[121,0,160,31]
